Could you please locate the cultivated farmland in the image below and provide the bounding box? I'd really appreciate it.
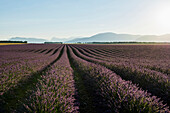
[0,44,169,113]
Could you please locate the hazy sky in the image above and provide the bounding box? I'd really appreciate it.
[0,0,170,40]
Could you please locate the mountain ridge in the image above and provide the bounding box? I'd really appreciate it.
[9,32,170,43]
[65,32,170,43]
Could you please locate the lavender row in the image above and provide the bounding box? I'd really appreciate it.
[73,45,169,84]
[99,45,170,74]
[73,45,169,81]
[0,48,56,73]
[68,46,169,112]
[0,45,62,95]
[83,46,170,75]
[71,45,170,105]
[77,44,170,61]
[25,46,79,112]
[74,44,170,74]
[76,46,169,78]
[0,44,60,67]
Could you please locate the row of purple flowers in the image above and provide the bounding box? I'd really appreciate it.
[71,45,170,105]
[68,45,169,112]
[25,46,79,112]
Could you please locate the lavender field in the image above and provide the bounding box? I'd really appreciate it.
[0,44,169,113]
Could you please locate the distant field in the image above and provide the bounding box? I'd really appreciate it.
[0,44,169,112]
[85,42,170,45]
[0,43,27,45]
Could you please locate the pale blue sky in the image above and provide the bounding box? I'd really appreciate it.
[0,0,170,40]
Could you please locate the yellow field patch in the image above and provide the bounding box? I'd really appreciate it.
[0,43,27,45]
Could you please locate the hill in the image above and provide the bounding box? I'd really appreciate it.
[10,37,47,43]
[65,32,140,43]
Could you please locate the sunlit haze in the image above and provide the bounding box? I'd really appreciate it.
[0,0,170,40]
